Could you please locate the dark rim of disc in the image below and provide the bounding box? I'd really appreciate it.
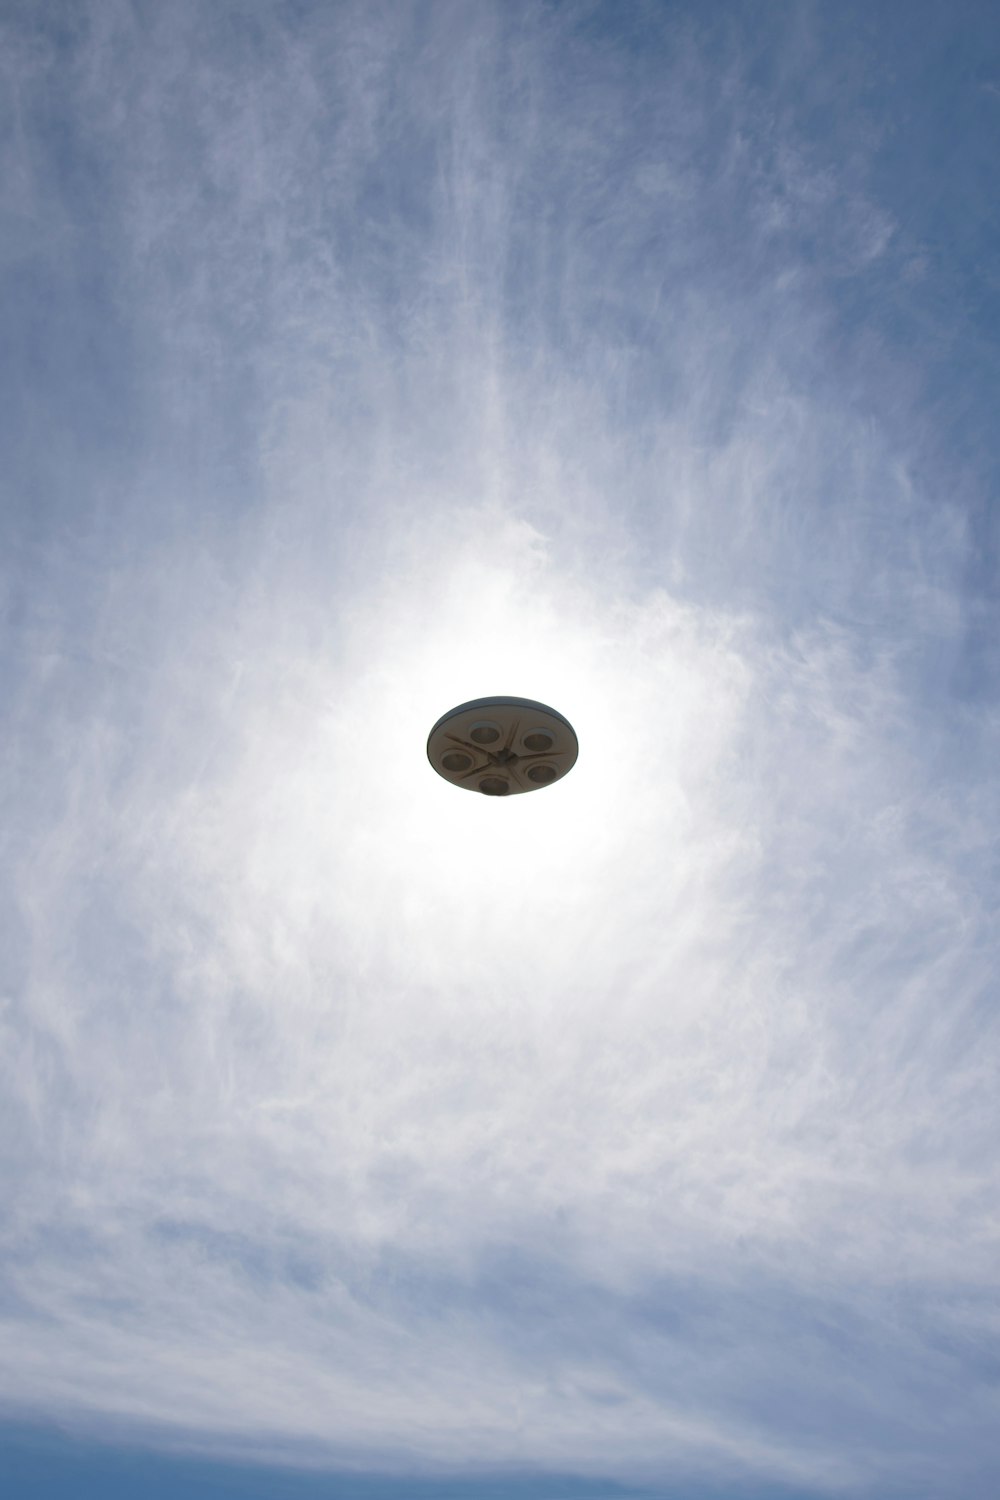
[426,696,576,747]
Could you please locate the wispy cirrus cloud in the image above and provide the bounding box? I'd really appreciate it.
[2,3,998,1497]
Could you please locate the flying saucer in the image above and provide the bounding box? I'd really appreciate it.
[426,696,578,796]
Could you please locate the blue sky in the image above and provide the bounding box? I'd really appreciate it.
[2,2,999,1497]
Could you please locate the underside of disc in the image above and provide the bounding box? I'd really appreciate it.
[426,696,578,796]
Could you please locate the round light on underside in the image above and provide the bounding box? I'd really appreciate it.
[441,751,473,773]
[426,696,578,797]
[526,763,558,785]
[469,721,502,745]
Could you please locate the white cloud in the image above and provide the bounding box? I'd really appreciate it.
[2,3,998,1495]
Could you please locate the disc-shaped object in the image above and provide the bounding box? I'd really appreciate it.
[427,696,578,796]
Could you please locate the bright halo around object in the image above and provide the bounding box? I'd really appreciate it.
[427,696,579,797]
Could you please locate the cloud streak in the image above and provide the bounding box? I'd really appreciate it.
[2,2,999,1496]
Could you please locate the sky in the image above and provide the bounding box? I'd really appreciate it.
[2,2,999,1497]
